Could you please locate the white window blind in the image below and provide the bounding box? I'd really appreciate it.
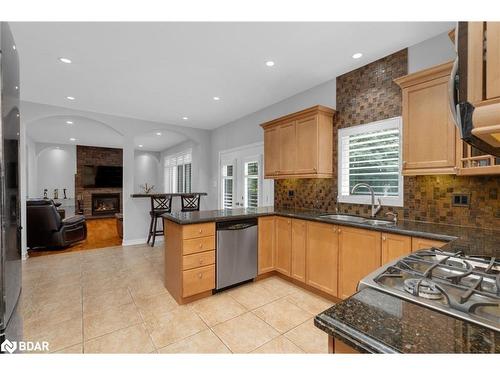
[244,161,259,208]
[338,117,403,206]
[221,164,234,209]
[164,150,192,193]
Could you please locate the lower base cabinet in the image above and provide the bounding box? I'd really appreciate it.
[338,226,382,300]
[258,217,275,274]
[411,237,447,251]
[291,219,307,282]
[275,217,292,276]
[305,221,339,296]
[381,233,412,264]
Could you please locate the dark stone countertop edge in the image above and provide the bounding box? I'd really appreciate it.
[131,192,208,198]
[314,313,398,353]
[161,209,460,243]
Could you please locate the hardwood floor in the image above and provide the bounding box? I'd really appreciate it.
[28,217,122,257]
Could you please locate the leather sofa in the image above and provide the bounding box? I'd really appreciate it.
[27,199,87,249]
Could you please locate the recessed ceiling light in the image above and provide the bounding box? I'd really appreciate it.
[213,96,220,101]
[352,52,363,59]
[69,137,76,142]
[66,120,73,125]
[156,132,162,136]
[138,144,143,148]
[58,57,72,64]
[15,86,19,90]
[66,96,75,101]
[12,45,16,50]
[265,61,275,67]
[182,116,189,120]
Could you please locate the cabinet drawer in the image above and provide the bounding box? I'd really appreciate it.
[183,250,215,270]
[182,264,215,297]
[182,223,215,239]
[183,236,215,255]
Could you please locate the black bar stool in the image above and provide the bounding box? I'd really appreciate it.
[181,194,200,212]
[147,195,172,247]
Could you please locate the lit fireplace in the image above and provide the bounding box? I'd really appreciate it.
[91,193,120,216]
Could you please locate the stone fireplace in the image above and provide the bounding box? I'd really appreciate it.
[91,193,120,217]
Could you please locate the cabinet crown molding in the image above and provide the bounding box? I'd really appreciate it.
[260,105,336,129]
[394,61,454,89]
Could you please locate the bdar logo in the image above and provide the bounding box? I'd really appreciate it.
[1,339,17,354]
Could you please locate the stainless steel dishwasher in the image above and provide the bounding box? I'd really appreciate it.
[216,218,258,290]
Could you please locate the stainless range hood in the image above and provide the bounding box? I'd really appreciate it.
[449,22,500,157]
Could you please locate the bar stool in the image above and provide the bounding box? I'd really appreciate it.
[147,195,172,247]
[181,194,200,212]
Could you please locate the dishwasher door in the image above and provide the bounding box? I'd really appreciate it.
[216,218,258,290]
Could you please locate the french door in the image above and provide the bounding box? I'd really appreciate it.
[219,144,273,209]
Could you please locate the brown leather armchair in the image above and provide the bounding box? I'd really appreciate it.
[27,199,87,249]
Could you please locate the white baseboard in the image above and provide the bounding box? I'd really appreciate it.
[121,237,164,246]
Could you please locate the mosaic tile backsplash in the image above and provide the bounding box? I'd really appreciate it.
[274,49,500,229]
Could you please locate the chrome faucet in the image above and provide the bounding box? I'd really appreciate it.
[350,183,382,218]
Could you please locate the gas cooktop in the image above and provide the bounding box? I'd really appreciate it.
[359,248,500,332]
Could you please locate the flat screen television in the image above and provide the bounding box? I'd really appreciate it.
[83,165,123,188]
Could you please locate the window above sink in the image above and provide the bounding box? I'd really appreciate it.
[338,117,404,207]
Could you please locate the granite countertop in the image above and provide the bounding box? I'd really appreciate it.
[314,288,500,353]
[163,206,500,257]
[131,192,208,198]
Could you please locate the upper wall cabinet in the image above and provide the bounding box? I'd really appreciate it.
[261,105,336,179]
[395,62,458,175]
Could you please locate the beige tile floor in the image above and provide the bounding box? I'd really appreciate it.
[20,244,333,354]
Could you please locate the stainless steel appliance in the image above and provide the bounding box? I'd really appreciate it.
[359,248,499,332]
[449,22,500,156]
[216,218,258,290]
[0,22,23,351]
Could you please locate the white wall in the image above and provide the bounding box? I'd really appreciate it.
[25,134,37,198]
[134,150,161,193]
[408,32,456,74]
[34,143,76,199]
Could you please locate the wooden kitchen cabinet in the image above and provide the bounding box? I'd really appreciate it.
[291,219,307,283]
[275,216,292,276]
[338,226,381,300]
[306,221,338,296]
[381,233,412,264]
[258,216,275,274]
[395,62,458,175]
[486,22,500,100]
[279,121,297,175]
[261,105,335,179]
[411,237,447,252]
[264,127,280,177]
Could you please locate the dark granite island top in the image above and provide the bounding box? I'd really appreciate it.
[314,288,500,353]
[163,207,500,257]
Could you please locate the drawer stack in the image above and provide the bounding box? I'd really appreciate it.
[164,219,216,304]
[181,223,216,297]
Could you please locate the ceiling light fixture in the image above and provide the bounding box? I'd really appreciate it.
[352,52,363,59]
[182,116,189,120]
[156,132,162,136]
[265,61,275,67]
[66,120,73,125]
[138,144,143,148]
[66,96,75,101]
[213,96,220,101]
[69,137,76,142]
[58,57,72,64]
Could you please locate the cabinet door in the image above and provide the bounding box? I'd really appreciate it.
[306,221,338,296]
[258,217,275,274]
[291,219,307,282]
[275,217,292,276]
[381,233,412,264]
[295,115,318,174]
[279,121,297,175]
[411,237,447,252]
[486,22,500,100]
[338,226,381,299]
[402,77,457,173]
[264,127,280,177]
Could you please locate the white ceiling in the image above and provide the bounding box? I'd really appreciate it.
[11,22,453,130]
[134,130,188,152]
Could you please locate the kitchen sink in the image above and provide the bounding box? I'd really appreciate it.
[319,214,369,223]
[319,214,394,226]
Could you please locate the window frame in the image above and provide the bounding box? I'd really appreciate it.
[337,117,404,207]
[164,149,192,194]
[221,161,236,209]
[243,159,260,208]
